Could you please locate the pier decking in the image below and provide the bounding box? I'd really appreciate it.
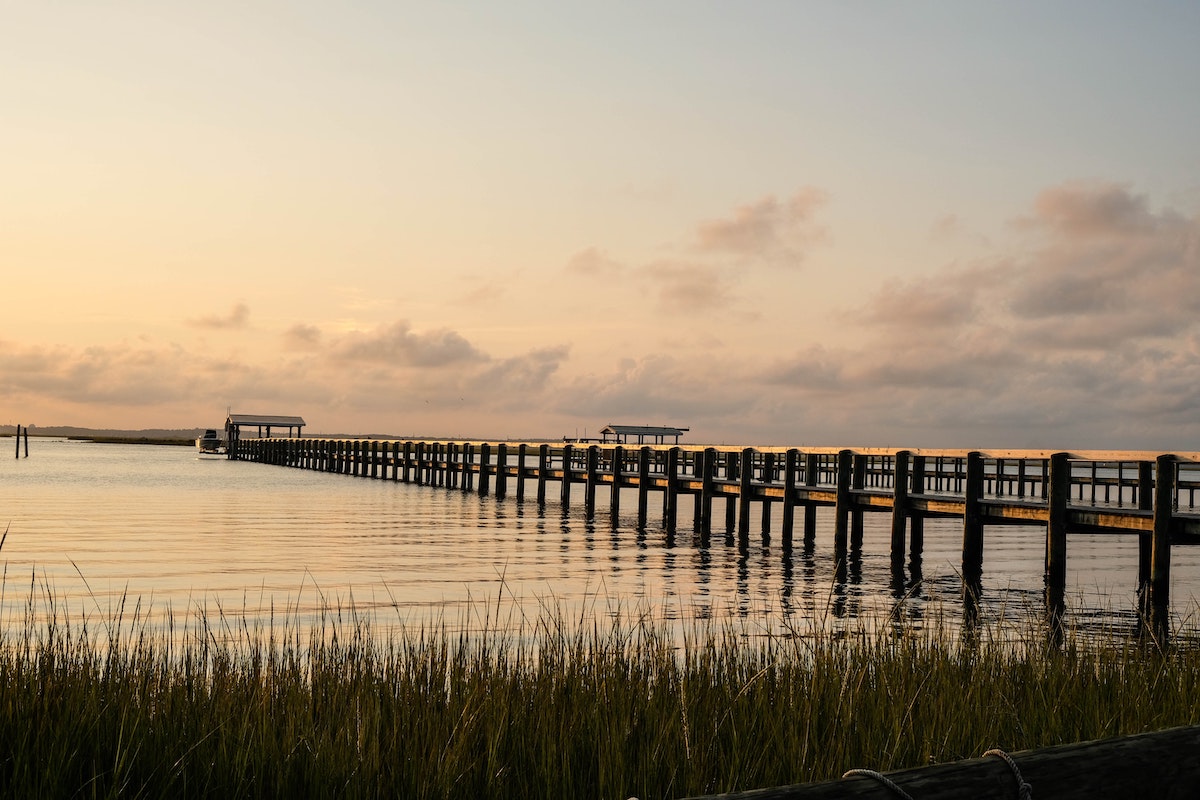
[229,438,1200,640]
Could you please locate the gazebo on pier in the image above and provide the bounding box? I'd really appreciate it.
[599,424,689,445]
[225,413,306,442]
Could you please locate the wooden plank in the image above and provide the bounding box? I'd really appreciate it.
[680,724,1200,800]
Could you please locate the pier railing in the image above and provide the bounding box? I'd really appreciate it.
[229,438,1200,641]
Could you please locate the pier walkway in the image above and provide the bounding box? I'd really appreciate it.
[229,438,1200,640]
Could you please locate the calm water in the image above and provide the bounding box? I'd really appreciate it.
[3,438,1199,638]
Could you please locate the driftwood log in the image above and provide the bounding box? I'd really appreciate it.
[682,724,1200,800]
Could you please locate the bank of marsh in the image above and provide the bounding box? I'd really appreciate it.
[3,587,1200,800]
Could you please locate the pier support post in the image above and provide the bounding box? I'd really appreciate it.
[781,449,798,549]
[890,451,911,566]
[470,443,484,494]
[803,453,818,546]
[637,446,651,529]
[834,450,853,557]
[761,452,774,544]
[585,445,599,519]
[610,446,624,522]
[1150,454,1175,643]
[664,447,679,532]
[851,454,867,549]
[495,444,507,500]
[725,451,738,535]
[560,444,573,512]
[537,445,549,505]
[516,444,527,502]
[1046,452,1070,632]
[738,448,754,540]
[962,451,985,606]
[1137,460,1153,623]
[699,448,715,535]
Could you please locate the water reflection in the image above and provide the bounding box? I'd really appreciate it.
[1,439,1198,643]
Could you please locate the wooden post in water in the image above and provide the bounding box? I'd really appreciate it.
[585,445,599,519]
[495,443,507,500]
[890,451,910,566]
[834,450,853,556]
[738,448,753,540]
[370,441,379,478]
[537,445,549,505]
[910,455,926,557]
[1046,452,1070,631]
[478,443,491,496]
[515,444,527,502]
[761,452,774,543]
[1137,460,1154,622]
[700,447,715,535]
[664,447,679,532]
[962,452,985,579]
[725,451,738,535]
[1150,453,1176,643]
[560,444,573,512]
[14,425,20,458]
[637,446,650,529]
[781,449,798,549]
[850,454,866,549]
[803,452,819,545]
[23,425,29,457]
[610,445,624,521]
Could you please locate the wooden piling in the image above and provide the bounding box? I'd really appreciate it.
[537,445,549,505]
[803,452,818,545]
[585,445,599,519]
[834,449,853,554]
[478,443,491,496]
[495,443,507,500]
[664,447,679,532]
[890,451,910,565]
[560,444,573,512]
[610,445,624,521]
[1046,452,1070,628]
[781,449,798,549]
[700,448,715,535]
[1150,454,1175,642]
[1137,460,1153,621]
[516,444,527,502]
[637,446,650,529]
[962,451,985,584]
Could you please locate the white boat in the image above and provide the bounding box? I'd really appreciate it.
[195,429,226,455]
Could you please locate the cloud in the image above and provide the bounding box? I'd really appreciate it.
[755,181,1200,447]
[187,302,250,330]
[693,188,828,265]
[328,321,486,367]
[282,323,322,350]
[1018,181,1163,238]
[643,260,733,312]
[564,247,624,277]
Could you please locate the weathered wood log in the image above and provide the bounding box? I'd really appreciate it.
[681,724,1200,800]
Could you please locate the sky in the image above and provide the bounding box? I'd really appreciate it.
[3,1,1200,449]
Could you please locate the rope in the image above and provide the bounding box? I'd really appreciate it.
[841,768,916,800]
[842,748,1030,799]
[983,748,1033,800]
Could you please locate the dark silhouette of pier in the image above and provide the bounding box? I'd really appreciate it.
[229,437,1200,642]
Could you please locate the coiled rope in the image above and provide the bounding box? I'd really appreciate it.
[983,748,1032,800]
[843,747,1031,799]
[840,769,915,800]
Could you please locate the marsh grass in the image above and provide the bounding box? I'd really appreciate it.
[4,581,1200,800]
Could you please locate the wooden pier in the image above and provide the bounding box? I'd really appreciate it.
[229,438,1200,641]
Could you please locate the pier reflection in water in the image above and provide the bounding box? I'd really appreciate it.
[0,439,1192,642]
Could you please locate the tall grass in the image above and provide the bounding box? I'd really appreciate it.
[3,582,1200,799]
